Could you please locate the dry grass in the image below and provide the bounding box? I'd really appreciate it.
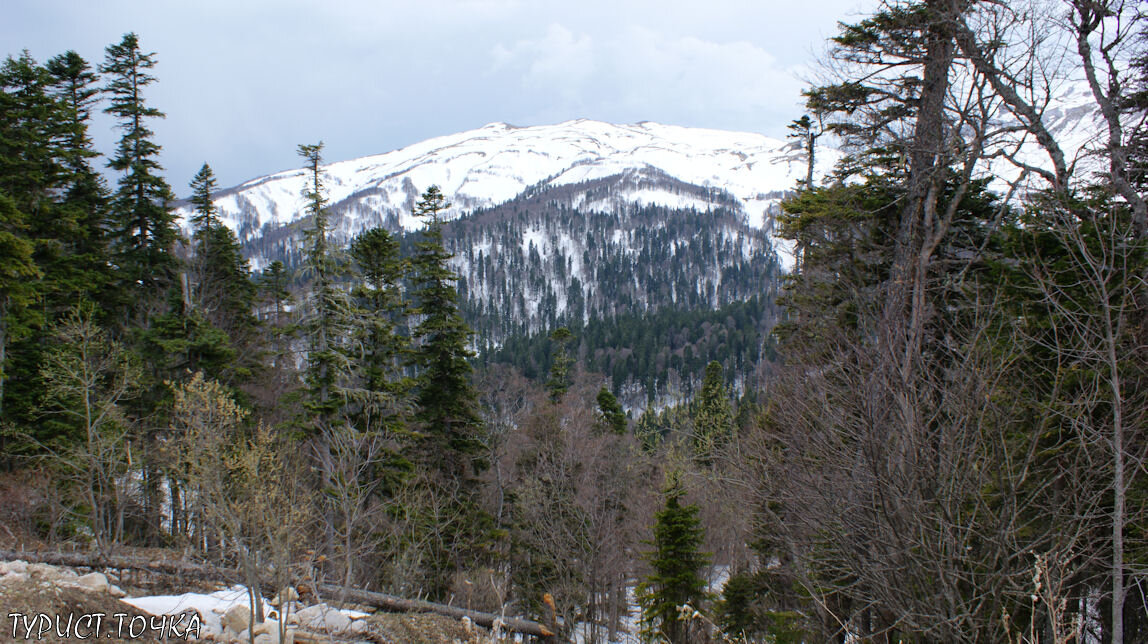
[0,577,165,643]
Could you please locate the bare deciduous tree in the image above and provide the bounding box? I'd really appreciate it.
[169,373,315,636]
[37,307,139,552]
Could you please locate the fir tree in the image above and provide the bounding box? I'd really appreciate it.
[0,53,53,426]
[596,386,627,435]
[787,114,822,192]
[544,326,573,403]
[101,33,178,300]
[297,143,353,435]
[188,162,220,229]
[407,185,489,599]
[347,226,413,494]
[44,50,112,309]
[349,227,409,400]
[0,192,40,421]
[692,360,733,463]
[188,163,259,357]
[408,185,485,482]
[0,52,60,218]
[180,163,259,385]
[638,473,710,644]
[0,50,112,439]
[259,260,294,370]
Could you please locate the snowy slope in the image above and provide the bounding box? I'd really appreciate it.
[176,119,838,270]
[177,81,1106,274]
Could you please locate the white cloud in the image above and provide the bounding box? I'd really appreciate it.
[492,24,597,102]
[489,24,808,129]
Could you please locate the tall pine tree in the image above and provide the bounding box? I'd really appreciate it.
[638,473,710,644]
[101,33,178,302]
[544,326,574,403]
[44,50,112,310]
[407,185,489,599]
[0,53,52,426]
[298,142,354,436]
[408,185,485,483]
[0,192,39,422]
[349,227,410,418]
[691,360,732,463]
[187,163,259,380]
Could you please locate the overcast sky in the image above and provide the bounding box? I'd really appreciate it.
[7,0,878,194]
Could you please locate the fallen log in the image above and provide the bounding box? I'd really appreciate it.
[315,583,554,639]
[0,550,554,639]
[0,548,228,580]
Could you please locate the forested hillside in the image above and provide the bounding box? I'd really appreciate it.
[484,296,774,409]
[1,1,1146,642]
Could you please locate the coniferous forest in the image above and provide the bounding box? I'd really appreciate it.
[2,1,1148,642]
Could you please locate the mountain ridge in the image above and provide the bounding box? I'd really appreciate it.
[175,119,841,271]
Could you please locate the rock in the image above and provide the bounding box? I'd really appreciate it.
[290,604,351,633]
[3,560,28,574]
[198,612,224,640]
[321,610,351,633]
[75,571,110,593]
[254,630,280,644]
[269,587,299,606]
[108,584,126,598]
[253,624,295,644]
[222,604,252,634]
[290,632,329,643]
[290,604,323,627]
[0,572,29,585]
[252,620,278,636]
[26,563,60,580]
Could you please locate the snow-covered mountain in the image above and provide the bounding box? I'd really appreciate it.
[178,119,838,271]
[176,105,1104,399]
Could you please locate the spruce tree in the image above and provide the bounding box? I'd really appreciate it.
[407,185,489,598]
[297,143,353,435]
[408,185,485,482]
[44,50,112,309]
[544,326,573,403]
[0,192,40,421]
[188,164,259,351]
[638,473,710,644]
[692,360,733,463]
[259,260,294,370]
[101,33,178,301]
[349,227,408,400]
[596,386,627,435]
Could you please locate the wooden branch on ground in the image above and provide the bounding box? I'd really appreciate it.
[0,549,228,580]
[315,583,554,639]
[0,550,554,639]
